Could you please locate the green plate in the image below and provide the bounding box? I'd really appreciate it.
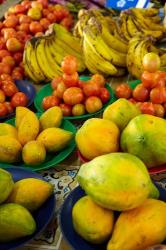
[34,76,116,120]
[3,114,77,172]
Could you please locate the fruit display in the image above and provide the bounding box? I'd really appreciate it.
[0,106,74,166]
[0,168,53,242]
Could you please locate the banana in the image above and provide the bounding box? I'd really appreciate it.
[120,14,132,41]
[150,16,161,23]
[141,8,159,17]
[23,51,40,83]
[160,54,166,67]
[127,15,140,37]
[114,67,126,77]
[74,14,91,38]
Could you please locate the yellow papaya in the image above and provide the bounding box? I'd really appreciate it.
[15,106,31,129]
[0,123,18,138]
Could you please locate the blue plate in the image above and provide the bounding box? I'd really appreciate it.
[0,167,55,250]
[60,184,166,250]
[0,79,36,122]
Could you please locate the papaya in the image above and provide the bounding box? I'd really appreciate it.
[121,114,166,168]
[0,136,22,163]
[39,106,63,130]
[0,123,18,138]
[0,203,36,242]
[77,152,158,211]
[0,168,14,204]
[37,127,73,153]
[72,196,114,244]
[103,98,140,131]
[18,110,40,146]
[22,141,46,166]
[75,118,120,160]
[107,199,166,250]
[7,178,54,212]
[15,106,31,128]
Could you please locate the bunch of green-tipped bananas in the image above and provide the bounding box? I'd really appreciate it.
[23,23,86,84]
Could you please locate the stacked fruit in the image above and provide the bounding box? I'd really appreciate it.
[42,56,110,116]
[116,53,166,118]
[0,0,73,81]
[0,76,28,117]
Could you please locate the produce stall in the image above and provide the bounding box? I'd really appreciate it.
[0,1,166,250]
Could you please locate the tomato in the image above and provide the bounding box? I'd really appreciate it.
[60,17,73,30]
[128,98,137,104]
[0,63,12,75]
[142,52,160,73]
[31,2,43,11]
[78,80,85,89]
[100,87,110,103]
[83,81,101,97]
[0,73,12,81]
[40,18,50,30]
[140,102,155,115]
[2,56,15,68]
[14,4,27,14]
[4,101,14,113]
[21,0,32,10]
[0,37,6,50]
[53,9,64,22]
[135,102,142,109]
[153,71,166,88]
[56,82,67,98]
[3,28,17,41]
[51,76,62,90]
[141,71,155,89]
[11,92,28,107]
[2,82,18,97]
[0,50,10,60]
[63,72,79,87]
[18,23,30,33]
[42,8,49,17]
[0,103,8,116]
[61,55,77,74]
[0,22,3,30]
[19,15,31,24]
[91,74,105,87]
[0,89,6,103]
[42,95,60,110]
[59,103,72,116]
[72,104,85,116]
[47,13,57,23]
[85,96,103,113]
[115,83,132,99]
[6,37,22,52]
[63,87,84,105]
[132,83,149,102]
[37,0,48,8]
[13,52,22,64]
[4,15,19,28]
[29,21,43,34]
[150,87,166,104]
[153,104,165,118]
[12,70,23,80]
[48,4,54,12]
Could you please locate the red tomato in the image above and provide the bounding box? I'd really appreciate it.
[37,0,48,8]
[78,80,85,89]
[12,70,23,80]
[154,104,165,118]
[6,37,22,52]
[0,89,6,103]
[100,87,110,103]
[0,50,10,60]
[2,82,18,97]
[61,55,77,74]
[0,103,8,116]
[21,0,32,10]
[19,15,31,24]
[83,81,101,97]
[42,8,49,17]
[47,4,55,12]
[91,74,105,87]
[14,4,27,14]
[128,98,137,104]
[141,71,155,89]
[60,17,73,30]
[23,34,32,43]
[56,82,67,99]
[63,87,84,105]
[40,18,50,30]
[140,102,155,115]
[3,28,17,41]
[153,71,166,88]
[0,63,12,75]
[11,92,28,107]
[4,101,14,113]
[47,13,56,23]
[0,73,12,81]
[59,103,72,116]
[13,52,22,64]
[51,76,63,90]
[16,30,26,43]
[72,104,85,116]
[29,21,43,34]
[42,95,60,110]
[19,23,30,33]
[63,72,79,87]
[85,96,103,113]
[2,56,15,68]
[132,84,149,102]
[53,9,64,22]
[4,15,19,28]
[115,83,132,99]
[150,87,166,104]
[0,37,6,50]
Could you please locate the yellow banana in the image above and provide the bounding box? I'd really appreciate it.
[23,51,40,83]
[141,8,159,17]
[160,54,166,67]
[127,15,140,37]
[120,14,132,41]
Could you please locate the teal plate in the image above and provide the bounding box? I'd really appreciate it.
[3,114,77,172]
[34,76,116,120]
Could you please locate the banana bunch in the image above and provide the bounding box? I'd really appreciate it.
[23,23,86,84]
[119,8,164,42]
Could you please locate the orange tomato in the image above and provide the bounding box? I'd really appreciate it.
[19,15,31,24]
[2,56,15,68]
[6,37,22,52]
[0,50,10,60]
[40,18,50,30]
[140,102,155,115]
[0,89,6,103]
[63,87,84,105]
[18,23,30,33]
[150,87,166,104]
[91,74,106,87]
[29,21,43,34]
[11,92,28,107]
[115,83,132,99]
[85,96,103,113]
[0,63,12,75]
[154,104,165,118]
[0,103,8,116]
[42,95,60,110]
[132,83,149,102]
[3,15,19,28]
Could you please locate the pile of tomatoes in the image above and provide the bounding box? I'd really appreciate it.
[115,53,166,118]
[0,0,73,81]
[42,55,111,116]
[0,75,28,117]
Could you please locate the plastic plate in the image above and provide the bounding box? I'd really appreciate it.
[3,113,77,172]
[60,185,166,250]
[0,167,55,250]
[34,76,116,120]
[0,79,36,122]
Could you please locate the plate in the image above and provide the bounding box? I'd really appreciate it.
[0,167,55,250]
[60,185,166,250]
[34,76,116,120]
[3,114,77,172]
[0,79,36,122]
